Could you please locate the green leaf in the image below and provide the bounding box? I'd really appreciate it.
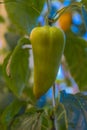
[0,91,14,111]
[60,90,87,130]
[0,15,5,23]
[3,37,31,97]
[0,65,3,77]
[0,65,14,112]
[4,0,44,34]
[10,107,52,130]
[1,99,26,129]
[4,32,20,50]
[0,65,4,86]
[0,123,4,130]
[23,87,36,104]
[81,0,87,9]
[64,32,87,91]
[55,103,67,130]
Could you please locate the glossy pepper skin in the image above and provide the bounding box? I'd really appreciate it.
[30,26,65,99]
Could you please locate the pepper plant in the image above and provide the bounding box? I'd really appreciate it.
[0,0,87,130]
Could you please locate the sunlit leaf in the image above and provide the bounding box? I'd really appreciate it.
[3,37,31,97]
[4,0,44,34]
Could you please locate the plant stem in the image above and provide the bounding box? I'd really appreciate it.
[49,2,82,24]
[52,84,58,130]
[47,0,51,14]
[45,0,51,25]
[52,84,56,108]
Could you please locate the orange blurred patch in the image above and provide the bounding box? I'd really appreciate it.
[58,12,72,31]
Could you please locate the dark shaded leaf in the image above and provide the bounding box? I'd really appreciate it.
[64,32,87,91]
[1,99,26,129]
[3,37,31,97]
[0,65,4,87]
[4,0,44,34]
[81,6,87,31]
[60,90,87,130]
[10,107,52,130]
[4,32,20,50]
[0,65,14,111]
[0,91,14,111]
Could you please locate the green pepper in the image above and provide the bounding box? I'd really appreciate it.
[30,26,65,99]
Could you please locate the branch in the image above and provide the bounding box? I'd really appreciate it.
[52,84,58,130]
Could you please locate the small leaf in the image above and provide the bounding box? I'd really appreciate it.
[3,37,31,97]
[10,108,52,130]
[4,0,45,34]
[64,32,87,91]
[1,99,26,129]
[60,90,87,130]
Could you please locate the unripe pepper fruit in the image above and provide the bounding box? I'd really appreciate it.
[30,26,65,99]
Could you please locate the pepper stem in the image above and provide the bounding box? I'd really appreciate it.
[52,83,58,130]
[45,0,51,25]
[47,0,51,14]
